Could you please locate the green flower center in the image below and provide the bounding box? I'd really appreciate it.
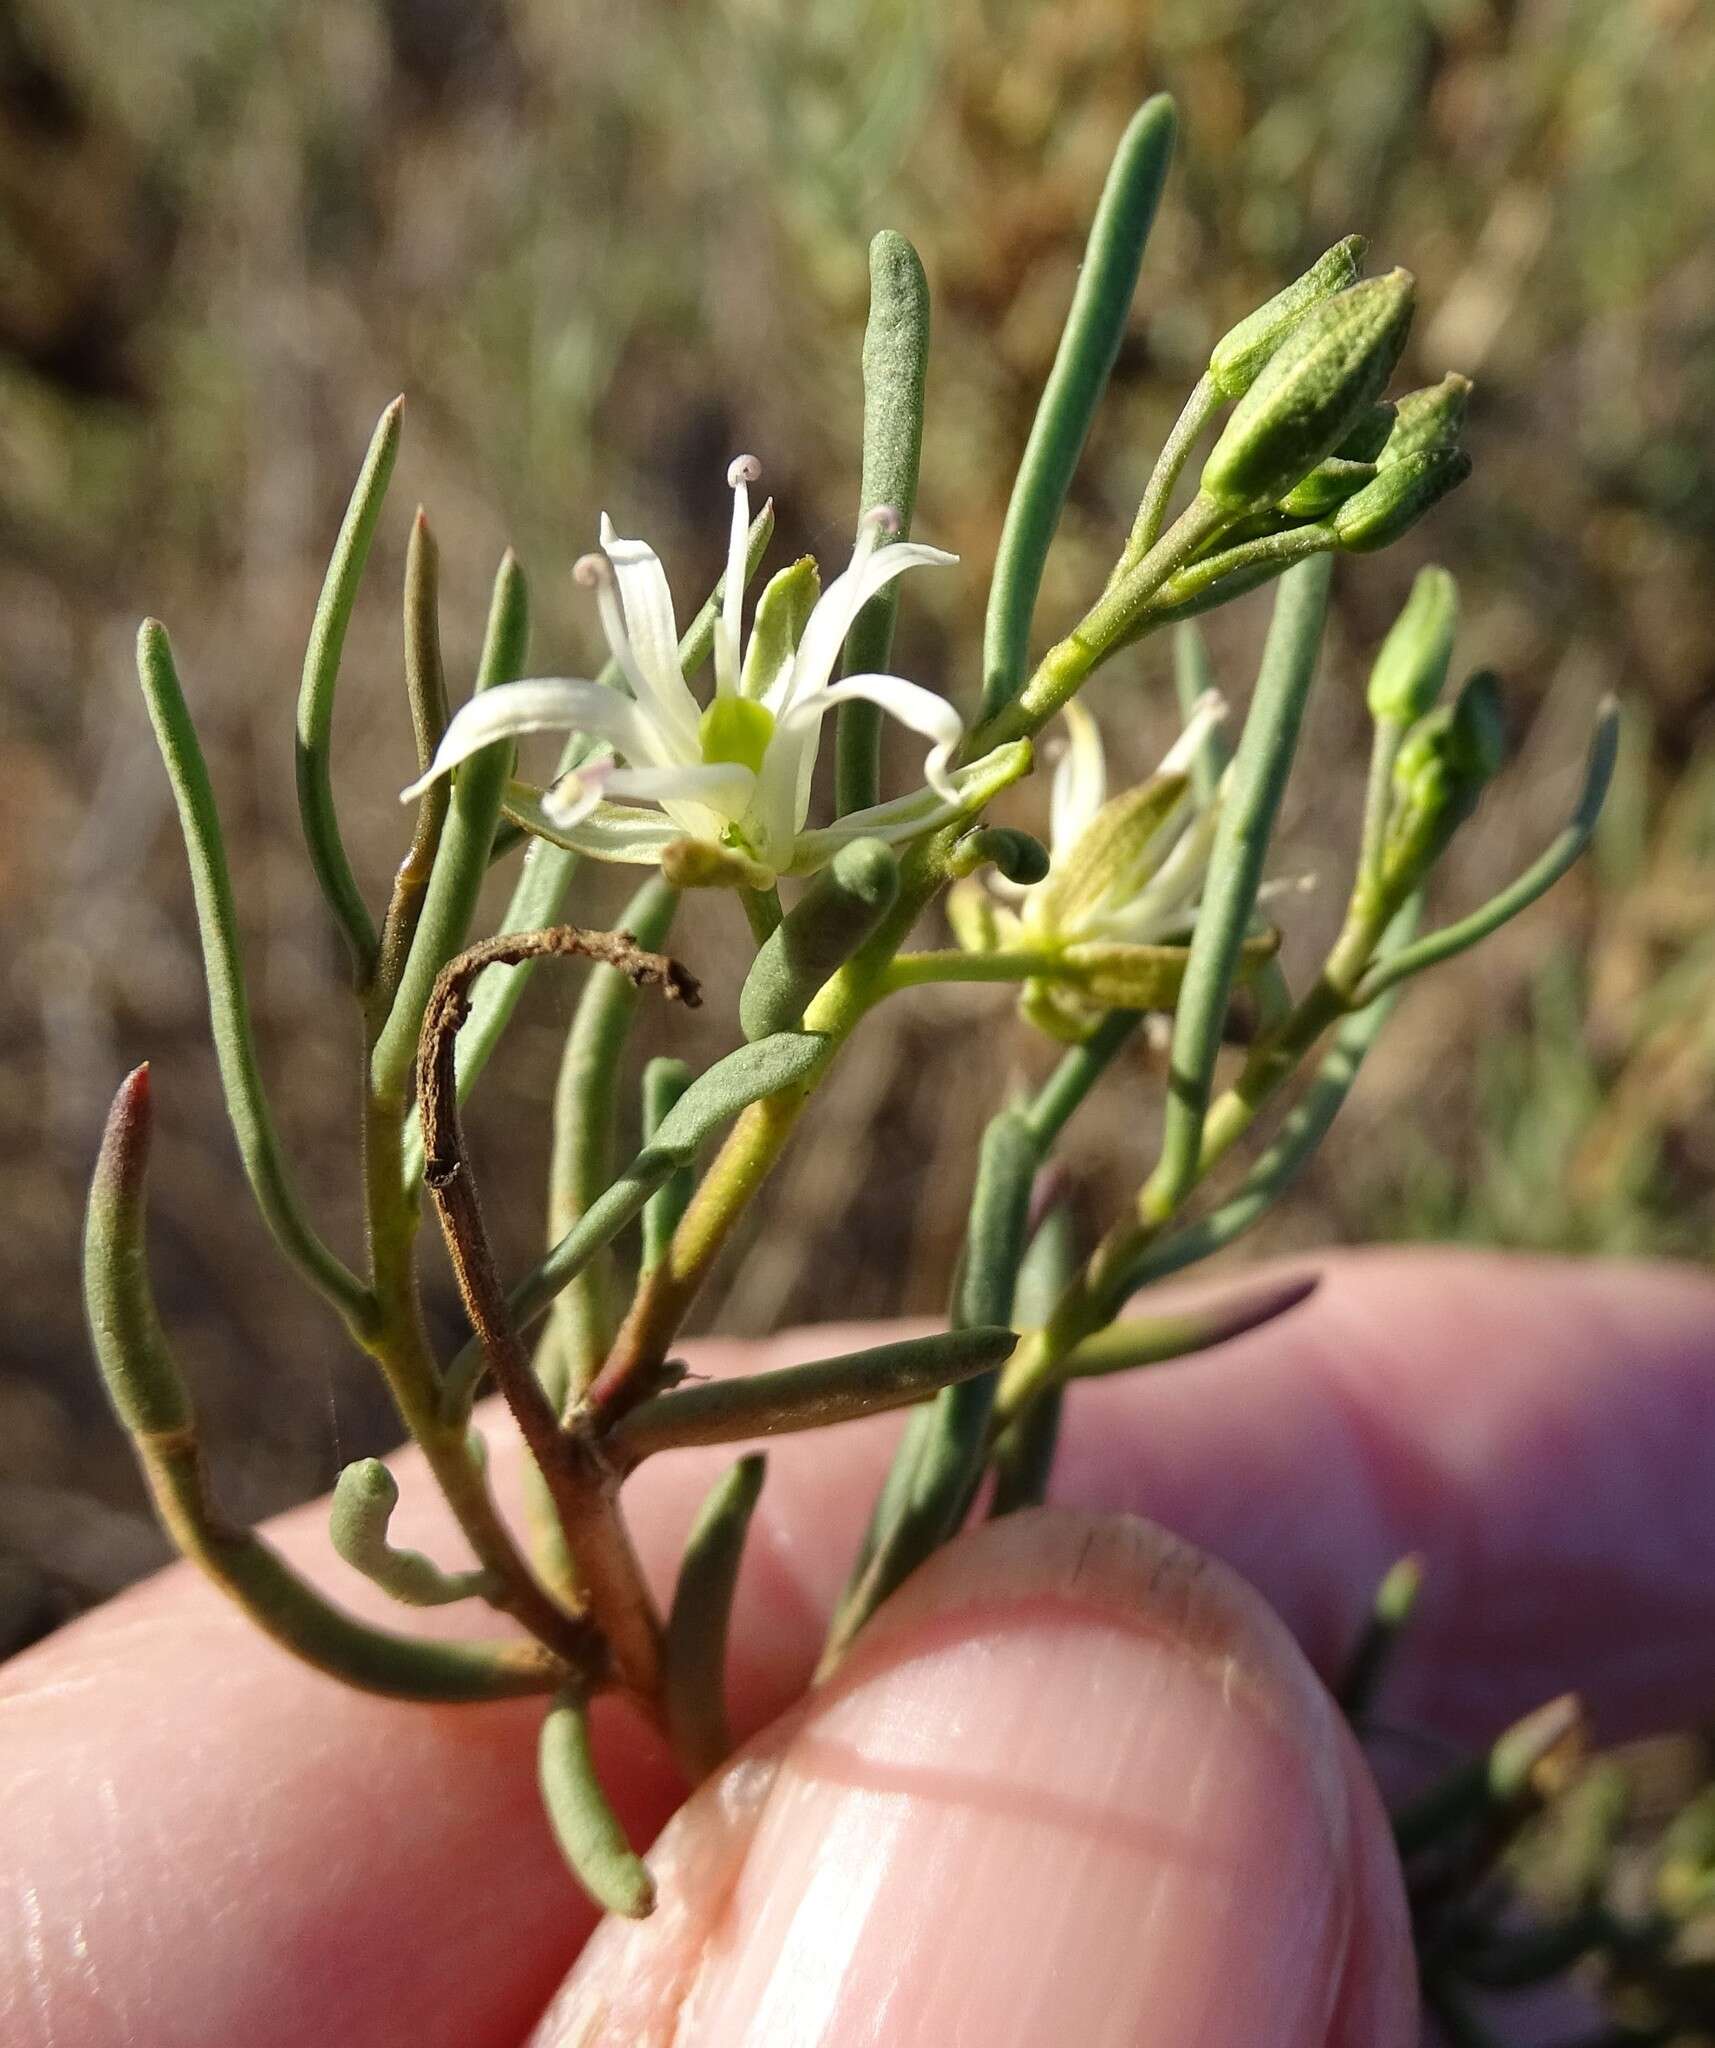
[699,696,775,777]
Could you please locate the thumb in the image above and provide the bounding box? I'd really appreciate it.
[532,1513,1417,2047]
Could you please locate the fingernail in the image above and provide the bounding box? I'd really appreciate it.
[536,1514,1408,2047]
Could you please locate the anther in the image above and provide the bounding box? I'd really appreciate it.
[573,552,614,589]
[727,454,763,488]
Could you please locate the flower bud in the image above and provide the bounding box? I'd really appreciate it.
[1200,271,1417,512]
[1336,402,1397,462]
[949,824,1052,885]
[1367,565,1459,726]
[1332,446,1471,553]
[1208,235,1367,400]
[1378,373,1470,468]
[1277,457,1377,520]
[1383,668,1505,889]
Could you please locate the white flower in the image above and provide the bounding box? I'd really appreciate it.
[1003,692,1229,948]
[947,691,1238,1043]
[402,456,1000,881]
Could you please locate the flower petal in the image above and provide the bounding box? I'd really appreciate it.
[786,740,1030,874]
[782,539,958,713]
[1050,700,1108,854]
[801,671,964,803]
[399,678,647,804]
[603,761,757,817]
[501,785,685,864]
[597,515,703,747]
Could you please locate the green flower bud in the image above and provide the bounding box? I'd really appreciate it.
[1367,565,1459,726]
[1335,402,1397,462]
[948,824,1051,885]
[1208,235,1367,400]
[1383,668,1505,889]
[1277,457,1378,519]
[1333,446,1471,553]
[1200,271,1417,512]
[1378,373,1471,468]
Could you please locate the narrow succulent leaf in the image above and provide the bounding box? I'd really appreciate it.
[822,1114,1035,1664]
[1142,554,1334,1220]
[612,1326,1018,1464]
[982,94,1177,718]
[739,838,900,1038]
[548,877,679,1392]
[134,628,371,1329]
[1337,1554,1425,1719]
[296,397,400,978]
[84,1070,559,1701]
[648,1032,829,1160]
[329,1459,496,1606]
[373,510,453,1014]
[538,1692,656,1917]
[987,1201,1076,1519]
[837,231,931,814]
[664,1455,766,1781]
[1200,273,1415,511]
[641,1057,695,1275]
[1357,698,1618,1002]
[371,552,530,1107]
[1060,1269,1318,1378]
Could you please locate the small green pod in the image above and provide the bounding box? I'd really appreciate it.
[1378,372,1471,468]
[1201,271,1416,511]
[1333,447,1472,553]
[84,1066,193,1436]
[738,838,900,1039]
[1208,235,1368,399]
[1367,565,1459,726]
[538,1691,656,1918]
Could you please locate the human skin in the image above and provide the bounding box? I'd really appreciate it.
[4,1248,1714,2045]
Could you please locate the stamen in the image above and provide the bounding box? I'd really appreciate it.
[578,550,654,707]
[862,504,902,539]
[726,454,762,488]
[573,552,614,589]
[716,456,758,699]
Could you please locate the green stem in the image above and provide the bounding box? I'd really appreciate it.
[1140,554,1334,1224]
[296,396,401,981]
[1116,372,1222,577]
[135,623,372,1334]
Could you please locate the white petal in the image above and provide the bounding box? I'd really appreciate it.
[400,678,647,804]
[1050,700,1108,855]
[782,539,958,713]
[1160,689,1230,782]
[501,786,685,864]
[799,671,964,803]
[603,760,757,817]
[786,743,1019,874]
[597,515,703,747]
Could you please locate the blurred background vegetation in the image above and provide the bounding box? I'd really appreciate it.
[3,0,1713,1652]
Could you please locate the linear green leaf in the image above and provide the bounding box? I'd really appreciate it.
[981,94,1177,718]
[296,396,401,979]
[135,629,371,1330]
[837,230,931,815]
[664,1453,765,1781]
[538,1691,656,1917]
